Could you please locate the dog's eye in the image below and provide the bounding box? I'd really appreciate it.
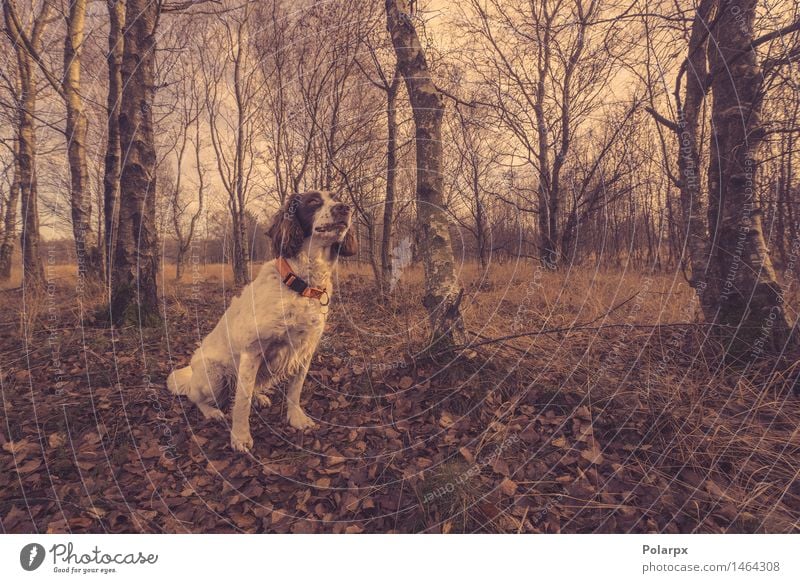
[308,198,322,207]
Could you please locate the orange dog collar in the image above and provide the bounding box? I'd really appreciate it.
[276,257,329,305]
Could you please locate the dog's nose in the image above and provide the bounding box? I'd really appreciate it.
[332,203,351,217]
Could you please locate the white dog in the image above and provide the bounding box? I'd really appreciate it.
[167,191,356,452]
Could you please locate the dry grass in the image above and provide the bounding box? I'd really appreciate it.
[1,263,78,290]
[1,257,696,325]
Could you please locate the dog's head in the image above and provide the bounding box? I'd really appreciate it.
[267,190,357,259]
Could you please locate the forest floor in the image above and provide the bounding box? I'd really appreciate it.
[1,262,798,533]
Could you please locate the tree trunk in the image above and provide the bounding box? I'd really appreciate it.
[787,107,797,270]
[103,0,124,287]
[365,220,382,287]
[0,151,20,280]
[386,0,465,349]
[175,248,185,281]
[473,166,487,268]
[17,63,44,290]
[380,74,400,295]
[561,207,579,263]
[665,189,678,268]
[705,0,793,355]
[676,0,715,312]
[64,0,101,284]
[476,205,487,268]
[111,0,161,326]
[538,201,557,269]
[232,205,249,286]
[172,116,205,282]
[3,2,47,290]
[534,10,555,269]
[231,16,250,287]
[776,133,787,268]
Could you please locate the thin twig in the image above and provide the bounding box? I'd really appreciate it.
[463,322,705,351]
[448,287,736,354]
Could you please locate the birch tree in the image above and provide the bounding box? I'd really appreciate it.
[645,0,715,313]
[704,0,794,354]
[2,0,48,290]
[5,0,103,283]
[62,0,101,282]
[110,0,160,325]
[103,0,124,286]
[386,0,465,348]
[0,154,18,279]
[357,29,402,294]
[646,0,800,354]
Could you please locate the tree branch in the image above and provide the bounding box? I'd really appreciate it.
[3,0,66,101]
[645,106,679,133]
[752,19,800,49]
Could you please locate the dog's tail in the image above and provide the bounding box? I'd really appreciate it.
[167,366,192,395]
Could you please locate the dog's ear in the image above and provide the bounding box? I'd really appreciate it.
[267,196,305,258]
[331,228,358,259]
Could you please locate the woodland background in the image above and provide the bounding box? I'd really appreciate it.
[0,0,799,533]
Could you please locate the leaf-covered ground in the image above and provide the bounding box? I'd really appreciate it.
[1,268,799,533]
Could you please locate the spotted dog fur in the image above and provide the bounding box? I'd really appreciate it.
[167,191,356,452]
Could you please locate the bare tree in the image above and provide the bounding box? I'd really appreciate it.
[446,102,502,268]
[2,0,49,290]
[704,0,794,353]
[254,0,387,278]
[357,27,403,294]
[0,131,19,281]
[6,0,103,282]
[203,1,261,286]
[386,0,465,348]
[460,0,627,269]
[110,0,160,325]
[62,0,101,282]
[103,0,124,287]
[645,0,715,311]
[254,0,293,204]
[645,0,800,354]
[168,56,205,281]
[0,153,19,279]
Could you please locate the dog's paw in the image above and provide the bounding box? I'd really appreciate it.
[205,408,226,422]
[288,408,317,431]
[254,394,272,409]
[198,404,226,422]
[230,431,254,452]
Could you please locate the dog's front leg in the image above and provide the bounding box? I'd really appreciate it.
[286,359,316,430]
[230,352,259,452]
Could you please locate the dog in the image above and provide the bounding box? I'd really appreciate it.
[167,190,356,452]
